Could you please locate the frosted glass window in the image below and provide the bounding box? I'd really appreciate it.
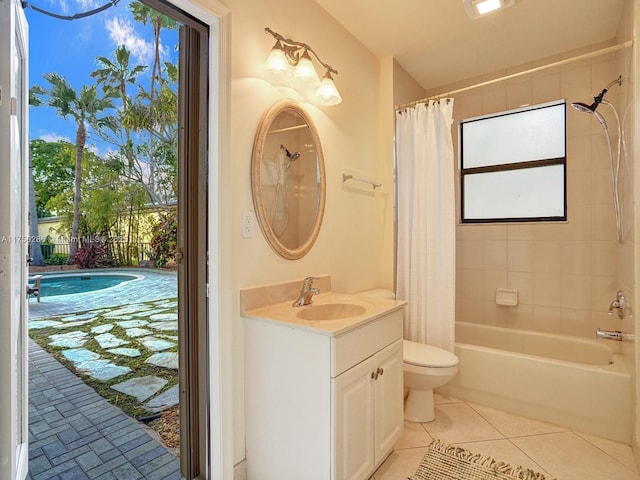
[460,100,566,223]
[462,102,565,168]
[463,165,565,220]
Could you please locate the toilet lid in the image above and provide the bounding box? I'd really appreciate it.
[403,340,458,368]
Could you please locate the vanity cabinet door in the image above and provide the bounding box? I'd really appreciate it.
[333,339,404,480]
[333,356,375,480]
[373,339,403,466]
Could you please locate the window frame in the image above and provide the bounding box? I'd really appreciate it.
[459,100,567,224]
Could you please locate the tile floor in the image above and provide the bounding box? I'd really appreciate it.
[372,393,640,480]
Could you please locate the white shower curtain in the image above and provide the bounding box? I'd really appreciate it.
[395,99,456,352]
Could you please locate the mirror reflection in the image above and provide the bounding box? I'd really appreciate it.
[252,100,325,259]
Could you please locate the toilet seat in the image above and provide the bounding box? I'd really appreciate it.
[403,340,458,368]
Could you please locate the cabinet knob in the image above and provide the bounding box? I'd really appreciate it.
[371,371,376,379]
[377,367,384,377]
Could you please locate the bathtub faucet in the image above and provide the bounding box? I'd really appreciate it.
[596,328,622,341]
[608,290,627,319]
[293,276,320,307]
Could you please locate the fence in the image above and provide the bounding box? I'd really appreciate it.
[40,242,152,265]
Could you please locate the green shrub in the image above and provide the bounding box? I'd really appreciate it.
[150,211,177,267]
[45,253,69,265]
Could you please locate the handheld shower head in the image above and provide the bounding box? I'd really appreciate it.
[280,144,301,169]
[571,101,607,129]
[571,101,597,114]
[287,150,301,161]
[571,75,622,116]
[571,75,621,130]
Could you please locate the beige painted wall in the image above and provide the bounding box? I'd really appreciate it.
[220,0,394,463]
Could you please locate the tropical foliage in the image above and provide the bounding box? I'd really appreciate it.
[30,2,179,267]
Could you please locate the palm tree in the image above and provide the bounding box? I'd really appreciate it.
[92,45,147,105]
[92,45,146,173]
[31,74,114,259]
[129,2,179,97]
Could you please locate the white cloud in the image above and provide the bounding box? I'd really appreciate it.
[43,0,99,16]
[74,0,100,10]
[105,16,164,65]
[39,132,71,143]
[44,0,69,14]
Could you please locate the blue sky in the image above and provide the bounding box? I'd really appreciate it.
[26,0,179,154]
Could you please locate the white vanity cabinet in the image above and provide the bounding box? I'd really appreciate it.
[244,305,404,480]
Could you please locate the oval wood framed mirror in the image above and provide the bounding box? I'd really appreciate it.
[251,100,326,260]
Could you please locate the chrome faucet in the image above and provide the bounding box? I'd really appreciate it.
[608,290,627,319]
[293,276,320,307]
[596,328,622,341]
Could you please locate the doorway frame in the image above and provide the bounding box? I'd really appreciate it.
[152,0,232,478]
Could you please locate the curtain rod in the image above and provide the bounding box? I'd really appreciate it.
[395,40,633,110]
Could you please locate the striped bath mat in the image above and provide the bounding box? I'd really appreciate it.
[408,439,556,480]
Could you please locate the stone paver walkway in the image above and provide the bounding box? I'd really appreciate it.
[27,340,180,480]
[27,268,180,479]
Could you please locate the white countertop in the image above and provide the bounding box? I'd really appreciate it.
[242,291,406,336]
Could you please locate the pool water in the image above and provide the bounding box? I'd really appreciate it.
[39,274,137,297]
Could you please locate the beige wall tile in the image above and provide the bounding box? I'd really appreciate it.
[508,240,533,272]
[531,69,561,104]
[533,241,562,273]
[567,170,592,206]
[590,275,617,314]
[561,274,592,310]
[566,135,591,172]
[533,273,562,307]
[591,168,614,206]
[532,223,565,241]
[561,309,592,337]
[483,225,507,240]
[561,241,592,275]
[592,205,618,241]
[591,241,617,276]
[532,306,562,333]
[506,77,532,109]
[508,304,534,330]
[458,240,484,270]
[459,269,484,300]
[484,270,507,301]
[507,272,533,305]
[457,224,484,241]
[507,224,533,241]
[484,240,507,270]
[452,54,629,342]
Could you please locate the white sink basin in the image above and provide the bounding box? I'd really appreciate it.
[296,303,366,321]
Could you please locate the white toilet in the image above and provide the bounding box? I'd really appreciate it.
[403,339,458,422]
[358,289,459,423]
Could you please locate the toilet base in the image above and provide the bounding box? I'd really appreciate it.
[404,387,435,423]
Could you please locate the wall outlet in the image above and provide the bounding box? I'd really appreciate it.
[242,211,255,238]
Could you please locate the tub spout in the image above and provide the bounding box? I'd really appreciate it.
[596,328,622,341]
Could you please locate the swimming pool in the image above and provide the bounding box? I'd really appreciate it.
[37,273,139,297]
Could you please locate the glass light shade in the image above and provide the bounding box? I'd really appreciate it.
[314,74,342,106]
[294,55,320,86]
[264,43,292,79]
[475,0,501,14]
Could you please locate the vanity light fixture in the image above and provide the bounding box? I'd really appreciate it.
[264,27,342,106]
[463,0,514,19]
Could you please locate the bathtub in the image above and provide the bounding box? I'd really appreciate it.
[437,321,632,443]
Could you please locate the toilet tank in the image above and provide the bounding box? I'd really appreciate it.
[357,289,396,300]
